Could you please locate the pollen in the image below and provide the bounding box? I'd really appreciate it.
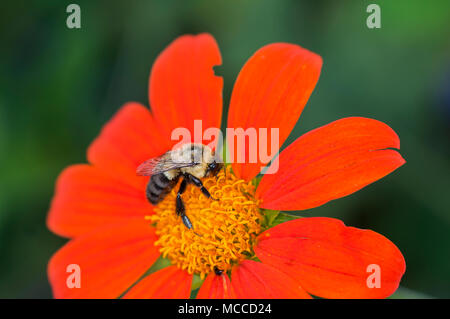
[149,166,262,279]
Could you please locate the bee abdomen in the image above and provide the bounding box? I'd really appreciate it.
[146,173,177,205]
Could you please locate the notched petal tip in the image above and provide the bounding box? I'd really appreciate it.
[256,117,406,211]
[149,33,223,145]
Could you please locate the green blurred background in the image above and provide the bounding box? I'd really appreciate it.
[0,0,449,298]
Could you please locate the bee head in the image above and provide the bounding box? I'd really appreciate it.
[206,160,223,177]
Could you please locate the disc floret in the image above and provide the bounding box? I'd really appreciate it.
[150,166,261,279]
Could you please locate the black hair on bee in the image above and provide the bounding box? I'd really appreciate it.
[137,143,222,229]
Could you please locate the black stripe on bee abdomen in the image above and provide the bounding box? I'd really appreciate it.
[146,173,178,205]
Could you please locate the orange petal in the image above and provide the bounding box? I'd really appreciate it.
[196,273,236,299]
[149,33,223,147]
[255,217,406,299]
[256,117,405,210]
[230,260,311,299]
[47,164,152,238]
[122,266,192,299]
[227,43,322,181]
[87,102,169,189]
[48,221,159,299]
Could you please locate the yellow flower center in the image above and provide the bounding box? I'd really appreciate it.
[149,166,261,279]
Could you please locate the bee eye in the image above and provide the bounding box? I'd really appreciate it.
[207,161,220,176]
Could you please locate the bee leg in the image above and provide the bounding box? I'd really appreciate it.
[176,178,187,217]
[177,179,193,230]
[175,178,201,236]
[181,214,193,229]
[187,174,218,201]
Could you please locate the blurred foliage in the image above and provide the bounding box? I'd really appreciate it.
[0,0,449,298]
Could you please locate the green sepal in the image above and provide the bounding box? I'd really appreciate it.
[252,175,263,189]
[270,212,302,228]
[191,274,204,291]
[146,256,171,274]
[261,209,280,229]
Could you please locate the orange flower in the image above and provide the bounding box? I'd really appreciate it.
[47,33,406,299]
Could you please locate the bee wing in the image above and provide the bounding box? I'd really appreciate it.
[136,153,197,176]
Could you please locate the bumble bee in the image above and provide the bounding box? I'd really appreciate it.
[137,143,222,230]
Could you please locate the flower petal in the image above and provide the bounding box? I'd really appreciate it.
[87,102,169,189]
[196,273,236,299]
[227,43,322,181]
[122,266,192,299]
[230,260,311,299]
[255,217,406,299]
[149,33,223,146]
[256,117,405,210]
[47,164,152,238]
[48,221,159,299]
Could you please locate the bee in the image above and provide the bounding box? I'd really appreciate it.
[214,266,223,276]
[137,143,223,230]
